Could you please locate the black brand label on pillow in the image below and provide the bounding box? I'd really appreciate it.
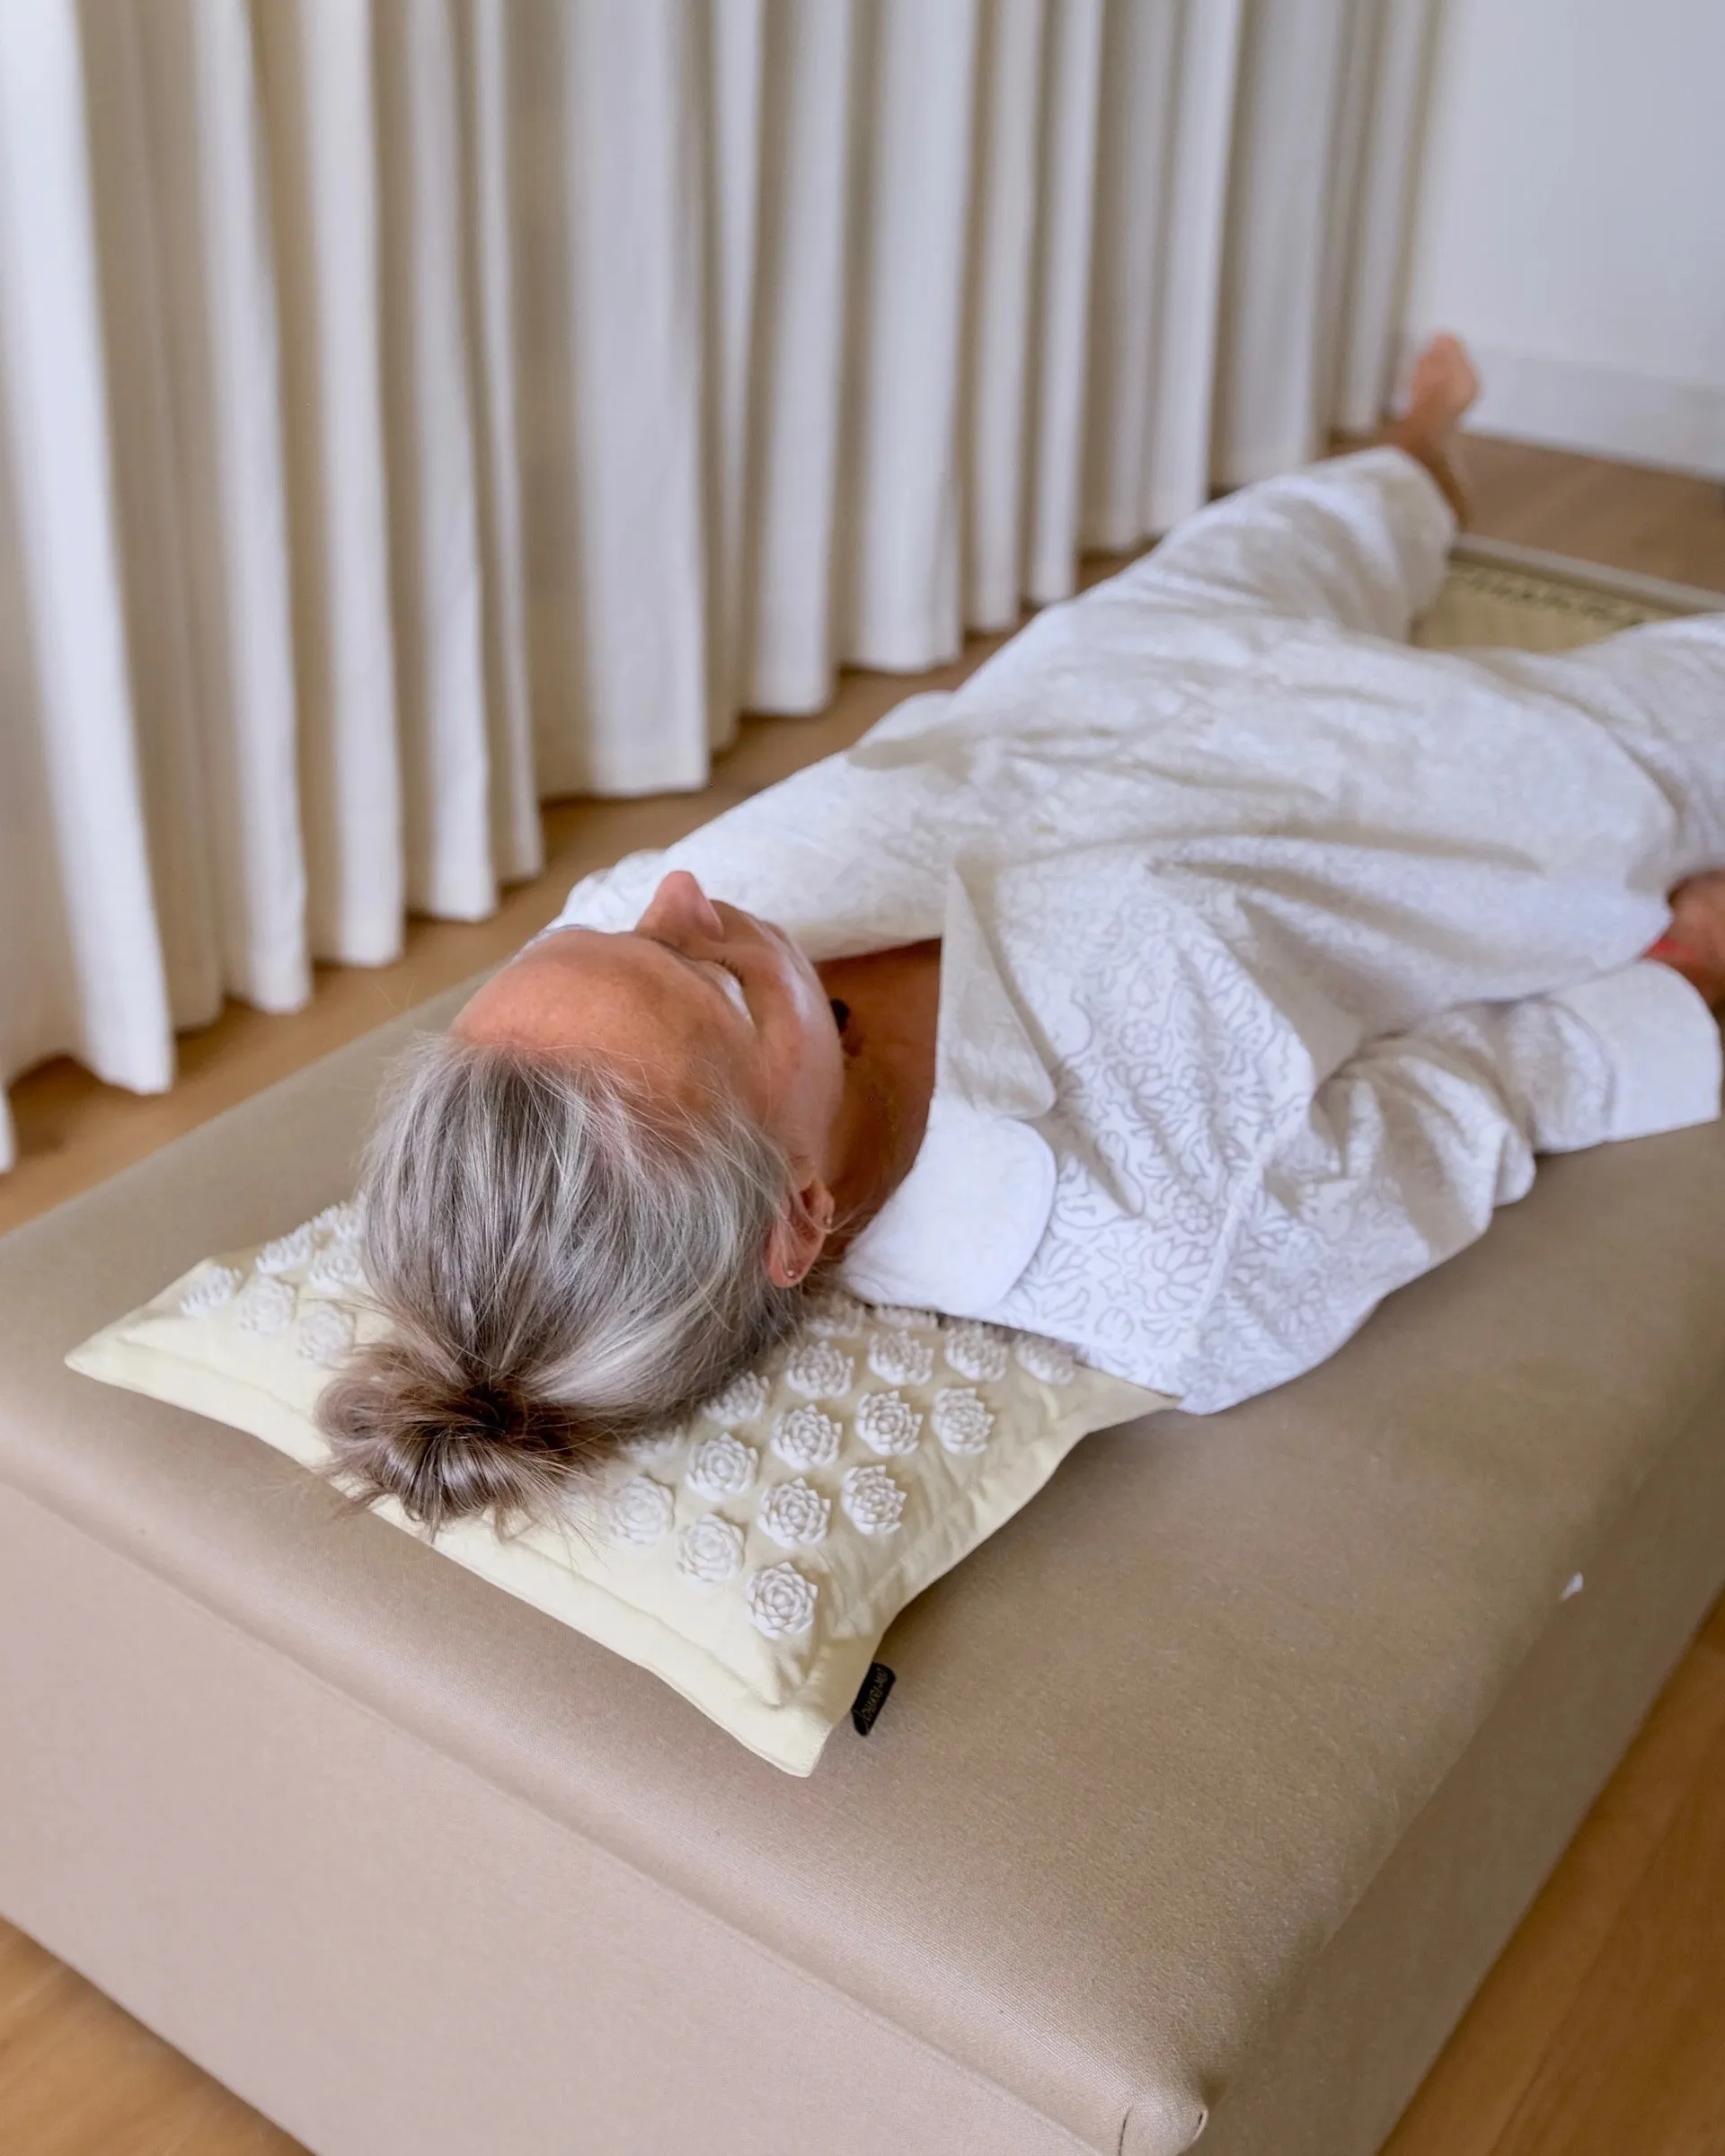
[850,1662,896,1736]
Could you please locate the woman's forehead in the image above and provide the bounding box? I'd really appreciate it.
[455,930,729,1067]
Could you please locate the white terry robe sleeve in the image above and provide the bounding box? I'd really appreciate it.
[544,693,962,956]
[1178,961,1722,1414]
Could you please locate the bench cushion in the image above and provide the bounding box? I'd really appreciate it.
[3,985,1724,2156]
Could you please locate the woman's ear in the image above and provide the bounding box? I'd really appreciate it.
[765,1179,834,1287]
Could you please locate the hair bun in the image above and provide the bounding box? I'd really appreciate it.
[459,1376,533,1443]
[315,1340,597,1533]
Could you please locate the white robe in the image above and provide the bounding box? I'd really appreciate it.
[549,449,1725,1411]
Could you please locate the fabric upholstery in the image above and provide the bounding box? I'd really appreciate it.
[3,985,1724,2153]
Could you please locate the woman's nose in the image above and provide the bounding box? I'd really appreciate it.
[639,870,725,942]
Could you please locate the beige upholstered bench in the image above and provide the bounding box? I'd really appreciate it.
[4,982,1725,2156]
[3,547,1723,2153]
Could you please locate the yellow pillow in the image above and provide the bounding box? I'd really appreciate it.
[66,1201,1168,1773]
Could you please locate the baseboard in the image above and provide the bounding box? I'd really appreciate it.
[1394,337,1725,480]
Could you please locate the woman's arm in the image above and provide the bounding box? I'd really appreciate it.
[545,695,965,958]
[1179,962,1722,1414]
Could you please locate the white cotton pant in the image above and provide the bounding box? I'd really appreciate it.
[1066,446,1725,1033]
[558,446,1725,1045]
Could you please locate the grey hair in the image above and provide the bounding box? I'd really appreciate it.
[315,1031,804,1533]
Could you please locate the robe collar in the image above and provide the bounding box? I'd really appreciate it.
[837,870,1057,1314]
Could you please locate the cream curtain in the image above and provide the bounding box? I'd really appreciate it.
[0,0,1435,1171]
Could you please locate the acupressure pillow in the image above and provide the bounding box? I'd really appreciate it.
[68,1201,1167,1772]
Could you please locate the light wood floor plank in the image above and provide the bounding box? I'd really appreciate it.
[1489,1674,1725,2156]
[0,1923,301,2156]
[1382,1614,1725,2156]
[1459,435,1725,593]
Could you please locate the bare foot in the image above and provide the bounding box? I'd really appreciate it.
[1383,332,1482,525]
[1405,332,1481,442]
[1650,869,1725,1010]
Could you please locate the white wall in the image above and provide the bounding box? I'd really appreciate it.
[1401,0,1725,475]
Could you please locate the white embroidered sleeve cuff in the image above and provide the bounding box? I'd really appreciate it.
[1549,961,1723,1143]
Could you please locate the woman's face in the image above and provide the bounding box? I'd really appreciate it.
[453,871,847,1180]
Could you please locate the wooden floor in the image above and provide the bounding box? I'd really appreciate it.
[2,432,1722,2154]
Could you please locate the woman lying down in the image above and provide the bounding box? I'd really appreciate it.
[320,336,1725,1530]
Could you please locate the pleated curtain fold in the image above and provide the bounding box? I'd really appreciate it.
[0,0,1435,1170]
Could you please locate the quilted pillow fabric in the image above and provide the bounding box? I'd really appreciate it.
[67,1200,1167,1772]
